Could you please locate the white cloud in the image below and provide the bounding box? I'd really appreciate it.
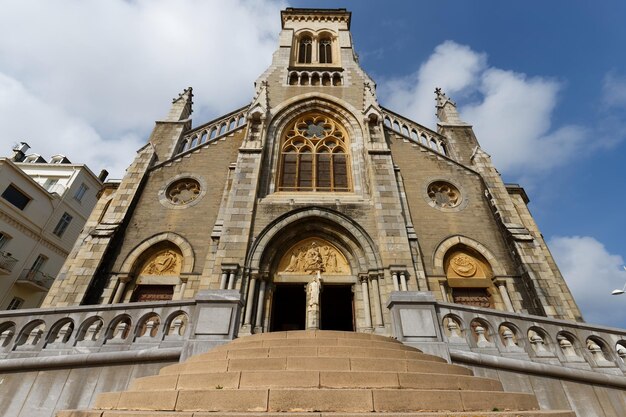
[549,235,626,328]
[382,41,486,128]
[379,41,589,177]
[603,71,626,109]
[0,73,141,176]
[0,0,285,177]
[463,69,588,173]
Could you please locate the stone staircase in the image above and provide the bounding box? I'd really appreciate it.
[58,330,575,416]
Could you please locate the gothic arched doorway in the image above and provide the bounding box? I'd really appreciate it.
[242,207,384,335]
[269,238,354,332]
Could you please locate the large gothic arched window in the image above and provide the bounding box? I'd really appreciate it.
[278,113,350,192]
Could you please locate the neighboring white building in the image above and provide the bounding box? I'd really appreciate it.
[0,143,104,309]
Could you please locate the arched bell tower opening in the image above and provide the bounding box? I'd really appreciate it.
[243,207,383,334]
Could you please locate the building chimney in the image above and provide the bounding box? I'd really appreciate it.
[11,142,30,162]
[98,169,109,182]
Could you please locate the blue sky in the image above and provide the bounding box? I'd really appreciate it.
[0,1,624,327]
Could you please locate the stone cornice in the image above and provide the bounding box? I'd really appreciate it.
[281,8,351,29]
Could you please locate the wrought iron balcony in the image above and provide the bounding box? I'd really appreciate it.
[0,251,18,275]
[16,269,55,291]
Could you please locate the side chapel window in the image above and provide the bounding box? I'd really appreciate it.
[279,113,350,192]
[298,36,312,64]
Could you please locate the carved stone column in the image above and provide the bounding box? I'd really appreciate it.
[391,271,400,291]
[370,272,384,328]
[111,274,131,304]
[497,280,515,312]
[254,277,267,332]
[220,264,239,290]
[178,276,188,300]
[227,271,237,290]
[244,274,257,326]
[219,272,228,289]
[399,271,408,291]
[360,274,372,329]
[439,281,449,303]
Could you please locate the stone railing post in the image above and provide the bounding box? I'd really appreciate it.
[183,289,243,360]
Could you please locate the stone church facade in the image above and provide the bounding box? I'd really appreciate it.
[44,8,580,332]
[1,8,625,417]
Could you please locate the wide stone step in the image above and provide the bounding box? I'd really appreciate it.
[129,370,503,391]
[93,388,540,413]
[230,330,395,342]
[60,410,577,417]
[217,337,417,351]
[187,345,447,362]
[158,356,472,376]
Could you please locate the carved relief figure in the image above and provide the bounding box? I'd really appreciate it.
[304,242,324,272]
[140,249,181,276]
[279,239,349,275]
[449,254,478,277]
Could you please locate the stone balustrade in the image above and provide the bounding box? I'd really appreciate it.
[176,107,248,155]
[436,302,626,374]
[0,290,242,361]
[388,292,626,378]
[381,108,450,157]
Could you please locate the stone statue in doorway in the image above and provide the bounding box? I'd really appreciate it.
[307,274,321,307]
[306,272,322,329]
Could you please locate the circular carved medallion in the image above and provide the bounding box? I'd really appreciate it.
[427,181,461,208]
[166,178,201,205]
[450,254,478,277]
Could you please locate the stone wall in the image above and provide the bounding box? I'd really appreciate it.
[0,360,173,417]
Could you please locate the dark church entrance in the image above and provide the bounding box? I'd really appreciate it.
[270,284,306,331]
[131,285,174,302]
[320,284,354,331]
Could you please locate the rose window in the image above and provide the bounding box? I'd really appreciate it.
[427,181,461,208]
[166,178,201,205]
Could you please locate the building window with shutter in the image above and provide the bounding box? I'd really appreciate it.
[278,113,351,192]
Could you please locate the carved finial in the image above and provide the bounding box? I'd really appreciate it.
[248,81,269,123]
[173,87,193,104]
[165,87,193,121]
[435,87,465,125]
[435,87,455,108]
